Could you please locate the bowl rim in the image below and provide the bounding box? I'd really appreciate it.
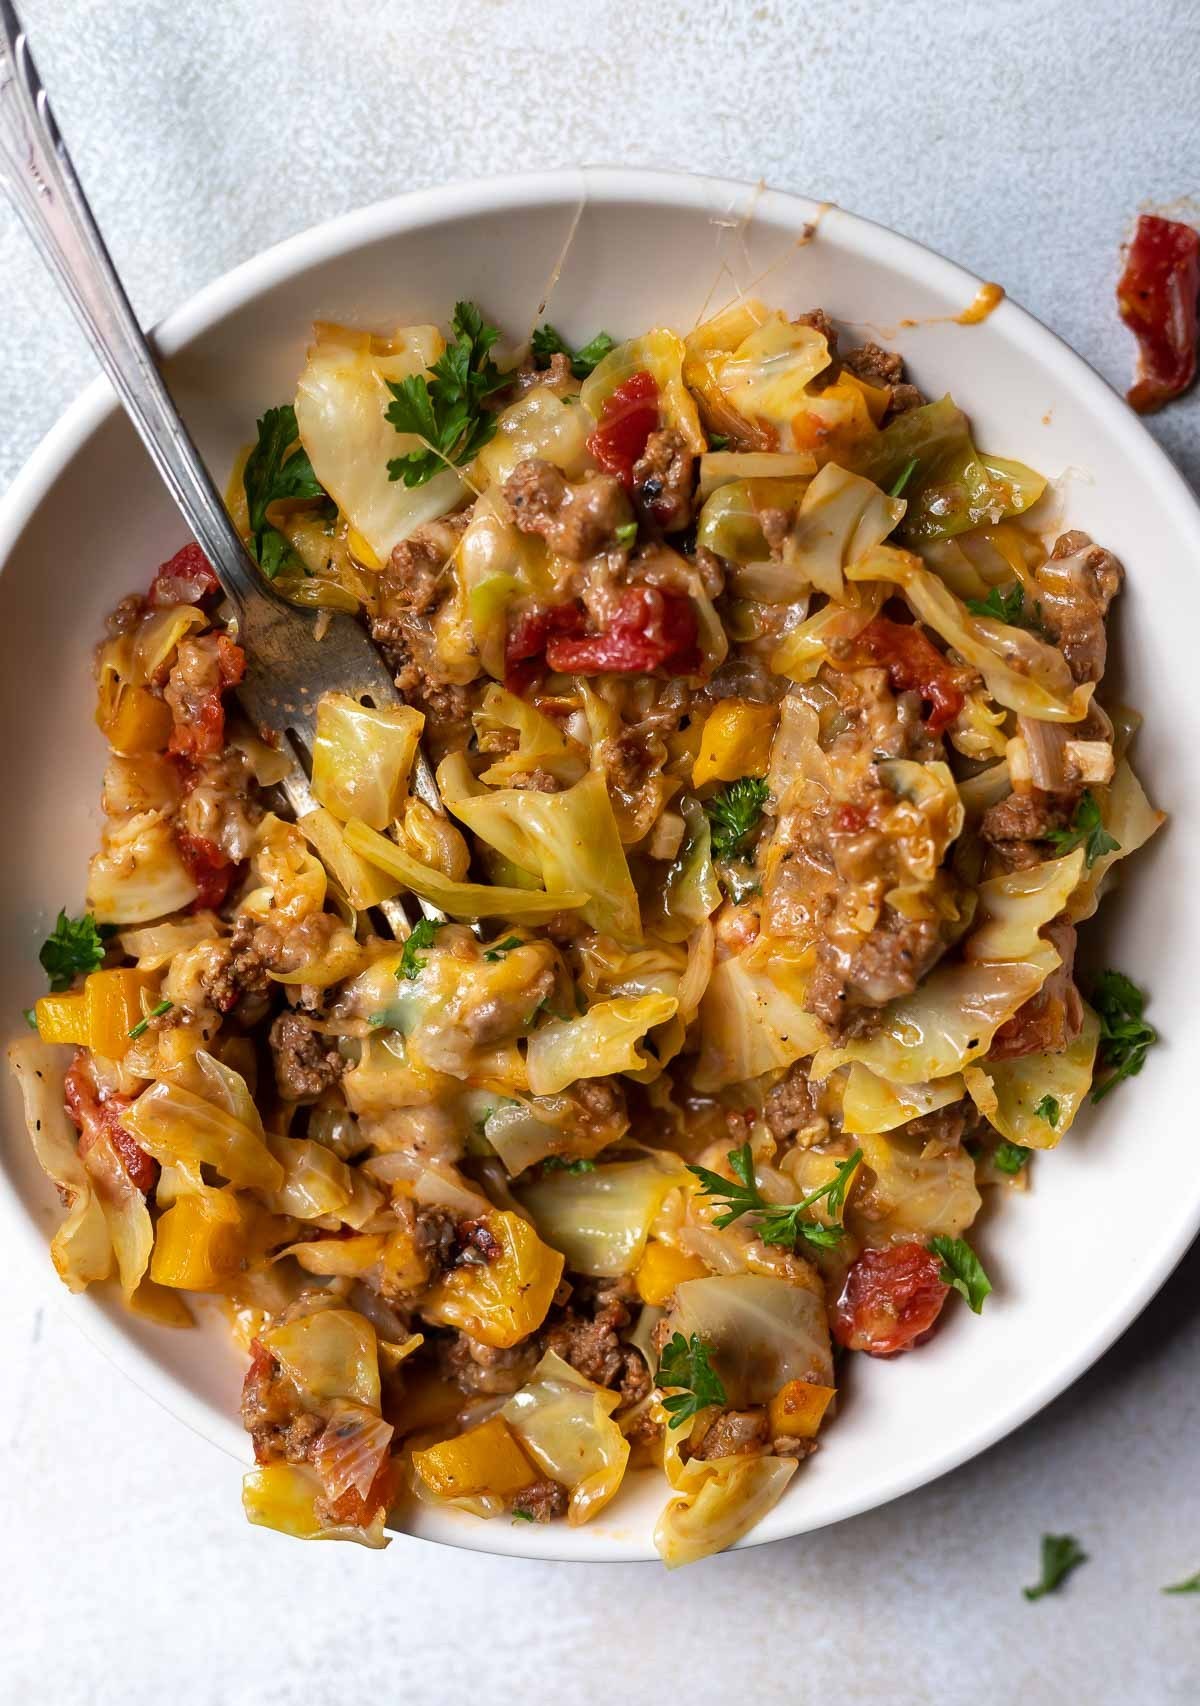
[3,163,1198,1565]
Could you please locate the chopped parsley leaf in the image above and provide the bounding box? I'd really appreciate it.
[687,1142,862,1252]
[1033,1094,1060,1127]
[707,433,731,452]
[398,917,444,981]
[928,1234,992,1313]
[39,910,112,991]
[542,1156,597,1175]
[242,404,328,578]
[966,582,1026,624]
[614,520,638,548]
[1024,1534,1087,1601]
[704,776,770,862]
[483,936,523,963]
[386,302,511,487]
[888,456,920,498]
[127,998,173,1041]
[993,1140,1030,1175]
[656,1331,727,1429]
[530,323,617,380]
[511,1509,535,1523]
[1044,790,1120,869]
[1090,970,1156,1102]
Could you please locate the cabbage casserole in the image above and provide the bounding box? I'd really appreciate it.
[10,297,1164,1566]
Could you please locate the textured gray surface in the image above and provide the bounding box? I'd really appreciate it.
[2,1,1199,1701]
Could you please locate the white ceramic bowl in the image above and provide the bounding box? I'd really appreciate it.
[1,167,1195,1563]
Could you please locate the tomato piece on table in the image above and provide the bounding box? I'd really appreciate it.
[586,370,660,488]
[1117,213,1200,414]
[148,542,221,608]
[832,1241,949,1355]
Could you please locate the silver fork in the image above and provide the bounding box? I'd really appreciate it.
[0,0,446,936]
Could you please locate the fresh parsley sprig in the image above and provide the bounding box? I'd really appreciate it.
[39,911,113,991]
[385,302,511,487]
[687,1142,862,1251]
[1024,1533,1087,1601]
[398,917,444,981]
[928,1235,992,1313]
[530,322,616,380]
[243,404,328,578]
[703,776,770,862]
[1090,970,1156,1102]
[1045,791,1120,870]
[656,1331,727,1429]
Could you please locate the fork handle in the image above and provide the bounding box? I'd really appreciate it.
[0,0,261,614]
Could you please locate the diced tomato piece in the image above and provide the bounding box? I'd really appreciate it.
[167,695,226,760]
[504,603,588,692]
[832,802,868,834]
[1117,214,1200,414]
[544,585,700,676]
[64,1050,157,1195]
[319,1456,397,1528]
[832,1242,949,1356]
[166,634,246,761]
[148,542,221,608]
[586,370,660,488]
[836,615,968,734]
[176,829,235,911]
[216,633,246,687]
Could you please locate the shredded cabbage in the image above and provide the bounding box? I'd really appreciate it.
[517,1155,686,1277]
[502,1350,630,1525]
[669,1274,834,1404]
[311,693,424,830]
[295,325,463,559]
[526,993,677,1096]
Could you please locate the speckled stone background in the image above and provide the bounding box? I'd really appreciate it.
[2,3,1199,1702]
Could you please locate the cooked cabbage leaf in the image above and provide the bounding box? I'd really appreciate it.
[502,1350,629,1526]
[526,993,678,1096]
[517,1155,686,1277]
[438,769,642,943]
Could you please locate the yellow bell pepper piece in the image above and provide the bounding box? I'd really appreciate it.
[423,1210,564,1348]
[346,527,382,570]
[692,699,779,787]
[33,989,91,1046]
[635,1241,709,1306]
[768,1379,836,1440]
[380,1226,431,1296]
[396,1371,466,1440]
[83,968,162,1059]
[98,684,174,754]
[412,1415,539,1500]
[150,1190,245,1291]
[838,369,892,426]
[243,1463,326,1539]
